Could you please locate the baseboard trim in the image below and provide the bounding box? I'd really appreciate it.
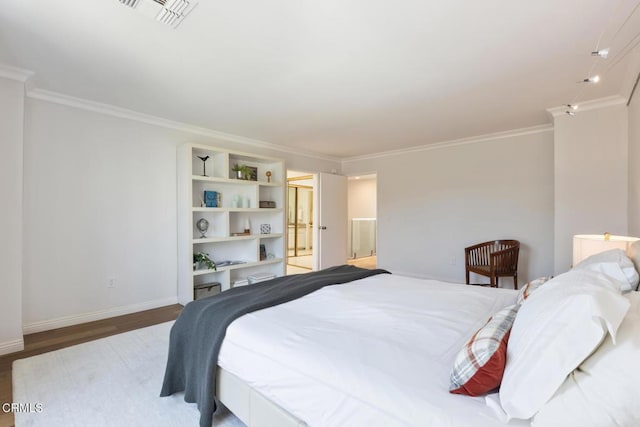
[23,297,179,335]
[0,338,25,356]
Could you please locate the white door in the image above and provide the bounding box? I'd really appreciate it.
[313,173,348,270]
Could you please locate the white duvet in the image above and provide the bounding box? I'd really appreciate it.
[218,273,528,427]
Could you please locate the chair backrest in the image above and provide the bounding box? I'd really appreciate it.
[491,240,520,273]
[465,240,520,271]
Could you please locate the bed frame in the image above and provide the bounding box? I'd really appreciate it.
[217,367,307,427]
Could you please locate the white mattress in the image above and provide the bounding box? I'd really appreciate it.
[218,274,529,427]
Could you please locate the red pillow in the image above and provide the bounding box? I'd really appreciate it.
[449,304,520,396]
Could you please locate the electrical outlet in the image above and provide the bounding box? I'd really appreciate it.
[107,278,116,288]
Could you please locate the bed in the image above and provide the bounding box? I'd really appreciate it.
[162,248,640,427]
[217,273,524,427]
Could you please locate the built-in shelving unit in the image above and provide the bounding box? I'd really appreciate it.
[177,143,286,305]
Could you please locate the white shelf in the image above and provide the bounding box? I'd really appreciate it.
[192,233,283,244]
[192,207,226,212]
[229,208,283,213]
[192,175,282,187]
[192,235,256,244]
[193,258,284,275]
[192,175,234,183]
[192,207,283,213]
[178,143,286,304]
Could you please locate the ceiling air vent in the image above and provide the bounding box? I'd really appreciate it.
[118,0,197,28]
[118,0,141,7]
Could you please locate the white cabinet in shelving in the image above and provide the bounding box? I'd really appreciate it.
[177,143,286,305]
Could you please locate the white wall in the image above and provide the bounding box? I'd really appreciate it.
[553,103,629,273]
[342,130,555,286]
[629,92,640,237]
[0,77,25,354]
[21,96,341,332]
[348,178,377,219]
[13,90,635,332]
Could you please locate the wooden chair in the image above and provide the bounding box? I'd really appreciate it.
[465,240,520,289]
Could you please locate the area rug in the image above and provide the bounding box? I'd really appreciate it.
[12,322,245,427]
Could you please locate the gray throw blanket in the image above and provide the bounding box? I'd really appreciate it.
[160,264,390,427]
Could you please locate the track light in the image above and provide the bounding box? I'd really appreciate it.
[582,75,600,83]
[591,48,609,58]
[566,104,579,110]
[565,110,576,117]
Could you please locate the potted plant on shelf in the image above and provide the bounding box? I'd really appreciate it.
[193,252,217,271]
[232,164,250,180]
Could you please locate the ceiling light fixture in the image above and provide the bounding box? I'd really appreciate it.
[565,110,576,117]
[566,104,579,110]
[591,48,610,58]
[582,75,601,83]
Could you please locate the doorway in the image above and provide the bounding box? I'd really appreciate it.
[287,172,314,274]
[346,174,377,269]
[287,171,367,274]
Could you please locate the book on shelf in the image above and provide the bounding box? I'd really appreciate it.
[215,260,247,267]
[204,191,221,208]
[248,272,276,284]
[259,201,276,208]
[233,279,249,287]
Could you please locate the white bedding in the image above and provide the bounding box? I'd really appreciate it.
[218,274,528,427]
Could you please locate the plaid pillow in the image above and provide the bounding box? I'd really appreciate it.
[449,304,520,396]
[516,276,552,305]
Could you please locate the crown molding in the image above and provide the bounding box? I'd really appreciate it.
[341,124,554,164]
[26,88,342,163]
[0,63,34,83]
[547,95,627,118]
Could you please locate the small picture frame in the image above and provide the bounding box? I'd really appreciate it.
[260,224,271,234]
[259,244,267,261]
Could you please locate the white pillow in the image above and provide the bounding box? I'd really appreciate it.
[573,248,639,292]
[499,270,630,420]
[533,292,640,427]
[516,276,552,305]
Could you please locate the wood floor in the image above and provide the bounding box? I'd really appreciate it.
[347,255,377,270]
[0,304,182,427]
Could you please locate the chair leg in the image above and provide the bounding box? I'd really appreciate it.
[490,275,496,288]
[465,269,470,285]
[513,274,518,290]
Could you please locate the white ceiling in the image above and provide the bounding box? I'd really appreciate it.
[1,0,640,159]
